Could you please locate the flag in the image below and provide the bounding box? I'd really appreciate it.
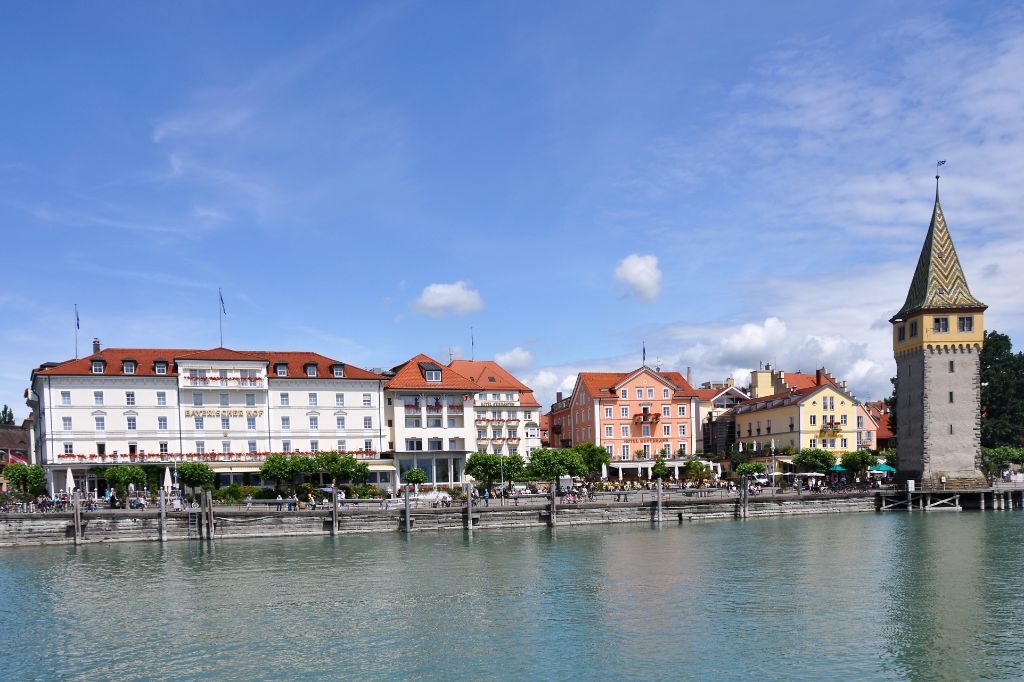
[642,341,646,365]
[7,449,28,465]
[936,160,946,167]
[219,289,227,315]
[75,304,80,330]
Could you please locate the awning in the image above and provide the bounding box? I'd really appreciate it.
[775,458,793,464]
[369,462,396,472]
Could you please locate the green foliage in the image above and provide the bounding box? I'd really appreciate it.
[779,445,797,456]
[525,447,588,481]
[260,454,293,488]
[980,447,1024,481]
[351,484,385,499]
[881,448,897,468]
[571,442,611,476]
[502,454,526,483]
[981,331,1024,448]
[682,458,711,480]
[735,462,767,477]
[288,455,319,478]
[730,449,750,468]
[104,465,147,497]
[465,452,503,488]
[403,467,428,486]
[177,462,215,490]
[840,451,878,475]
[316,451,369,484]
[792,448,836,472]
[885,376,898,437]
[3,463,46,494]
[651,456,670,480]
[0,404,14,426]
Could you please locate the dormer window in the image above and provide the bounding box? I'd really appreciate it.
[276,364,288,377]
[425,370,441,382]
[155,362,167,375]
[332,365,344,378]
[306,364,317,377]
[91,360,105,374]
[123,361,136,375]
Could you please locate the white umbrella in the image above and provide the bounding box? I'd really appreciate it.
[769,471,786,477]
[163,466,172,490]
[805,472,825,477]
[66,467,76,493]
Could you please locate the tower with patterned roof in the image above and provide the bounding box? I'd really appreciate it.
[890,178,987,487]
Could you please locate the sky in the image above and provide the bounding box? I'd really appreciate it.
[2,1,1023,420]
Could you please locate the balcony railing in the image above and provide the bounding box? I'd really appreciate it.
[425,405,444,413]
[491,418,506,425]
[53,449,381,464]
[634,413,661,424]
[448,405,464,413]
[475,418,490,426]
[185,376,264,388]
[506,419,520,426]
[404,403,421,410]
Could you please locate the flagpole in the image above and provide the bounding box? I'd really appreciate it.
[74,304,79,359]
[218,289,223,347]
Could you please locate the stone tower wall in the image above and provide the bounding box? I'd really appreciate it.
[921,345,982,483]
[896,350,925,479]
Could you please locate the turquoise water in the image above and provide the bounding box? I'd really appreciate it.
[2,513,1023,680]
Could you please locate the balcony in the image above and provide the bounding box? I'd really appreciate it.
[185,376,264,389]
[475,418,491,427]
[508,436,521,444]
[506,418,520,426]
[448,405,464,413]
[404,403,421,410]
[491,418,506,426]
[53,449,381,465]
[492,437,507,443]
[819,421,842,435]
[633,413,661,424]
[425,405,444,413]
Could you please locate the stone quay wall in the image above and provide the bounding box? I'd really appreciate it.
[0,494,878,547]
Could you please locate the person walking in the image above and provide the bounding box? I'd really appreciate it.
[245,494,253,511]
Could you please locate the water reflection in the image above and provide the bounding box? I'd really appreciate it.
[2,514,1024,679]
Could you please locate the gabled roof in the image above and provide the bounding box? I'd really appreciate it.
[731,379,855,415]
[385,354,481,391]
[448,359,541,407]
[693,385,749,402]
[35,348,195,378]
[177,348,268,363]
[576,366,698,400]
[893,183,986,321]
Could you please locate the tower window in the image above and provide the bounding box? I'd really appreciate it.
[933,317,949,333]
[949,360,955,373]
[909,321,918,337]
[898,325,906,341]
[949,392,954,403]
[950,424,954,435]
[958,316,973,332]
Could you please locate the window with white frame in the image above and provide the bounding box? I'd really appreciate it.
[363,439,373,451]
[221,417,230,430]
[91,360,104,374]
[276,364,288,377]
[621,425,629,437]
[306,365,317,377]
[157,391,167,406]
[840,414,848,426]
[122,391,134,406]
[280,393,290,406]
[281,416,290,430]
[335,393,344,406]
[337,416,346,429]
[677,405,686,417]
[605,425,613,437]
[425,370,441,382]
[663,425,671,436]
[219,393,229,407]
[662,406,670,417]
[642,425,651,437]
[333,366,344,377]
[155,362,167,375]
[282,440,291,453]
[62,417,72,431]
[841,438,848,449]
[337,439,346,451]
[810,438,817,448]
[63,442,74,455]
[60,391,71,405]
[663,388,670,399]
[679,443,687,455]
[620,406,629,418]
[95,416,105,431]
[94,391,104,405]
[310,440,319,452]
[362,393,372,407]
[636,388,643,400]
[192,392,202,407]
[159,442,168,455]
[308,392,317,406]
[604,407,612,418]
[124,361,135,374]
[248,441,257,453]
[621,444,630,459]
[158,417,167,430]
[222,441,231,454]
[196,441,205,454]
[809,415,817,426]
[309,416,319,430]
[246,393,256,407]
[127,417,136,431]
[247,416,256,430]
[620,389,627,399]
[195,417,204,430]
[647,388,654,399]
[363,416,372,429]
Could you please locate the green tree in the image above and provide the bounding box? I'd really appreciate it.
[526,448,588,484]
[979,447,1012,483]
[465,452,503,489]
[289,455,319,481]
[260,454,293,490]
[884,376,898,437]
[0,404,14,426]
[792,448,835,472]
[730,448,750,469]
[177,462,215,490]
[4,463,46,495]
[880,448,897,468]
[571,442,611,478]
[841,451,878,477]
[981,331,1024,447]
[316,451,369,487]
[104,465,147,499]
[651,456,670,480]
[502,454,526,485]
[682,458,711,481]
[403,467,428,487]
[735,462,767,477]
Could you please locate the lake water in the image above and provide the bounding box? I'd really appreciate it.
[2,512,1023,681]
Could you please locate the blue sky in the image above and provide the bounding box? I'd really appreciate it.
[3,1,1023,419]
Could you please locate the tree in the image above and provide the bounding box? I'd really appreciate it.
[289,455,319,481]
[4,463,46,495]
[735,462,767,477]
[981,331,1024,448]
[881,448,897,468]
[682,458,711,481]
[651,456,670,480]
[177,462,215,491]
[465,452,503,489]
[792,448,835,472]
[526,448,588,484]
[403,467,427,487]
[317,451,369,487]
[0,404,14,426]
[260,454,293,490]
[502,454,526,485]
[571,442,610,478]
[884,376,898,437]
[841,451,878,477]
[104,465,147,499]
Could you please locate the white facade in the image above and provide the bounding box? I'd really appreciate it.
[471,390,542,458]
[385,390,475,487]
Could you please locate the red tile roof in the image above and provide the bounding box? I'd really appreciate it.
[448,359,541,407]
[33,347,384,380]
[385,354,481,390]
[576,367,697,399]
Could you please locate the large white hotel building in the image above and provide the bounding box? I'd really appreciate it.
[27,341,541,495]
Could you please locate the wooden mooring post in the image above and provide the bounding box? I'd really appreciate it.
[656,477,663,524]
[331,486,338,536]
[549,480,557,526]
[204,490,215,538]
[72,491,82,545]
[158,489,167,542]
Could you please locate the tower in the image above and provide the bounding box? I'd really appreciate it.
[890,178,987,487]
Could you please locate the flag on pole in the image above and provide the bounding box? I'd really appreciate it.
[642,341,646,365]
[936,160,946,167]
[219,289,227,315]
[6,449,28,465]
[75,304,80,330]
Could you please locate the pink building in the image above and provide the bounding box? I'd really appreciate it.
[553,366,699,480]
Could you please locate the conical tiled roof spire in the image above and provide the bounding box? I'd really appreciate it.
[892,178,986,321]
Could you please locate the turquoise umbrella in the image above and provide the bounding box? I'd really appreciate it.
[829,464,846,472]
[870,463,896,473]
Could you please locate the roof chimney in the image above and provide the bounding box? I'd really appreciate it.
[686,367,693,386]
[816,368,826,385]
[556,391,563,402]
[92,338,101,354]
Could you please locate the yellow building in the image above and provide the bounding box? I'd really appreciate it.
[730,367,861,459]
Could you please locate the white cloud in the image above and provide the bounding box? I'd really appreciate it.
[495,346,533,371]
[412,281,484,317]
[614,254,662,301]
